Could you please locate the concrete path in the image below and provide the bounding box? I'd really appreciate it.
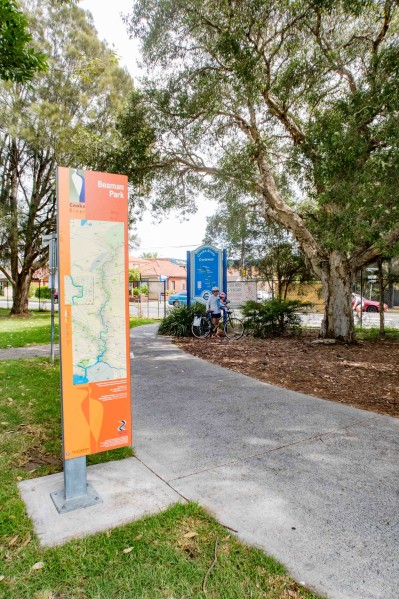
[132,325,399,599]
[0,343,58,360]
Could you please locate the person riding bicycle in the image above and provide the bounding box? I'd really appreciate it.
[206,286,222,336]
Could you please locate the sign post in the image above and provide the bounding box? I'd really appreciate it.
[42,233,57,364]
[51,167,131,513]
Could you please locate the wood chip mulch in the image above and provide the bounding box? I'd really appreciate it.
[174,331,399,418]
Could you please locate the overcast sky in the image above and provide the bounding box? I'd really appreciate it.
[79,0,216,259]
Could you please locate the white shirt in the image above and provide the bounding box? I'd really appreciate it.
[206,294,221,313]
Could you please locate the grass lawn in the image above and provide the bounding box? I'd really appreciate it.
[0,309,156,349]
[129,316,157,328]
[0,357,320,598]
[355,325,399,340]
[0,309,59,349]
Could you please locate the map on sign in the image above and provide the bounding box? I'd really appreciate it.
[65,219,127,385]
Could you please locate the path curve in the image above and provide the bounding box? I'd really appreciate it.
[131,324,399,599]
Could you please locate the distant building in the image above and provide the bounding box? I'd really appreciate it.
[129,257,187,291]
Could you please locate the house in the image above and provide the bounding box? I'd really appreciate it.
[129,257,187,292]
[0,266,50,297]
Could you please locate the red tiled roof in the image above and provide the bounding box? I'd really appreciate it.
[129,257,187,279]
[32,267,49,280]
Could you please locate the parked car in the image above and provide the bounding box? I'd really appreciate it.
[352,294,387,312]
[168,291,187,307]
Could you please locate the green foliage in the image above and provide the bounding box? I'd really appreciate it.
[355,326,399,341]
[34,285,51,299]
[0,0,47,82]
[125,0,399,340]
[129,268,140,281]
[158,303,206,337]
[242,299,311,338]
[132,287,140,297]
[204,202,313,294]
[94,90,159,213]
[140,283,149,294]
[0,0,134,313]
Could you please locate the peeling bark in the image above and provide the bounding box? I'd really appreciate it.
[319,252,355,341]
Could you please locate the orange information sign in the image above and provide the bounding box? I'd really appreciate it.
[57,167,131,460]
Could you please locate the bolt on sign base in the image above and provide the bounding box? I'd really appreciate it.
[50,483,102,514]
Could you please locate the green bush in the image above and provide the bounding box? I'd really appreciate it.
[132,287,140,297]
[34,285,51,299]
[140,283,149,295]
[158,302,206,337]
[242,298,312,337]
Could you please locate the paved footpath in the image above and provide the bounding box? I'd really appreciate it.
[0,344,58,360]
[132,325,398,599]
[3,330,398,597]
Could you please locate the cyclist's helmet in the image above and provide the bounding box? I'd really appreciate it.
[212,286,219,291]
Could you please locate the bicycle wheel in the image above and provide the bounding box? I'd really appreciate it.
[224,317,244,339]
[192,316,211,338]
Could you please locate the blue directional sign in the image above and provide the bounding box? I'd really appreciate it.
[188,245,225,305]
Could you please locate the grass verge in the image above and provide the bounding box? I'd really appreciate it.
[0,357,320,598]
[0,310,156,350]
[129,316,157,328]
[355,326,399,340]
[0,309,59,349]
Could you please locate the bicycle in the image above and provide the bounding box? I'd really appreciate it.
[192,309,244,340]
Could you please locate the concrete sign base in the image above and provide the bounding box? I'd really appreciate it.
[19,457,183,547]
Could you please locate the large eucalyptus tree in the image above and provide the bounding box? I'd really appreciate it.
[126,0,399,340]
[0,0,133,313]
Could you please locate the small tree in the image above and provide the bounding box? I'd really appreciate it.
[242,299,311,338]
[159,303,206,337]
[129,269,140,282]
[140,252,159,259]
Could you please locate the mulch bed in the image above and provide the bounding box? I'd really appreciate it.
[174,331,399,418]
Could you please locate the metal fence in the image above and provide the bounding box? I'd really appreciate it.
[226,280,326,311]
[129,279,168,319]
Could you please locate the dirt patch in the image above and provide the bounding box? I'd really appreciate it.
[175,331,399,418]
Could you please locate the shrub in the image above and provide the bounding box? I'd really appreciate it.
[132,287,140,297]
[158,302,206,337]
[242,298,312,337]
[140,284,149,295]
[34,286,51,299]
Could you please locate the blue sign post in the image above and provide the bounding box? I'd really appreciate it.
[187,245,226,305]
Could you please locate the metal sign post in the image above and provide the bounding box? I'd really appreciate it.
[50,167,131,514]
[42,234,58,363]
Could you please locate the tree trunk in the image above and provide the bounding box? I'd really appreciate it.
[378,258,385,336]
[11,271,32,315]
[387,259,394,308]
[319,251,355,341]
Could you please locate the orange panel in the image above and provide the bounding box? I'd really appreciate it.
[57,167,131,460]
